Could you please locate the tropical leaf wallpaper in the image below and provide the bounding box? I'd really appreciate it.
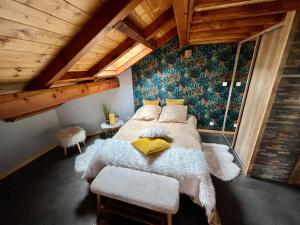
[225,41,256,131]
[132,36,254,130]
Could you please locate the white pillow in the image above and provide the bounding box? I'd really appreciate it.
[138,126,170,138]
[159,105,188,123]
[132,105,162,121]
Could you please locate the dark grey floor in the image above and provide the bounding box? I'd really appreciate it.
[0,133,299,225]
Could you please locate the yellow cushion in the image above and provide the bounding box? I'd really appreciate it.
[143,100,160,106]
[131,138,170,155]
[166,99,185,105]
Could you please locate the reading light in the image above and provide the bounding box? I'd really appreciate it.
[184,49,192,59]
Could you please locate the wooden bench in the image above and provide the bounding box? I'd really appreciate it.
[90,166,180,225]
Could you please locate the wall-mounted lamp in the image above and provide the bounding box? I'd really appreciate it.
[184,49,192,59]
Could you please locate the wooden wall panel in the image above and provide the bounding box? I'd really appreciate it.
[251,19,300,182]
[234,12,297,175]
[234,28,283,170]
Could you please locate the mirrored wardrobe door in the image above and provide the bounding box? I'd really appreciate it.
[223,38,260,148]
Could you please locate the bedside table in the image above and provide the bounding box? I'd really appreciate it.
[101,119,124,137]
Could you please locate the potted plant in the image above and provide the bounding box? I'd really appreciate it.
[102,104,110,124]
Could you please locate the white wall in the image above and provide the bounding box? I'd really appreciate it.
[56,69,135,134]
[0,69,134,177]
[0,109,60,176]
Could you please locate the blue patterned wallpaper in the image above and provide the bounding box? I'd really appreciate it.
[225,42,256,131]
[132,37,253,130]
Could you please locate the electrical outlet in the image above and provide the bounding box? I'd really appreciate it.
[236,81,241,87]
[209,121,215,126]
[234,123,237,128]
[222,82,228,87]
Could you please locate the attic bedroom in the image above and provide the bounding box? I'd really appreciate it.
[0,0,299,225]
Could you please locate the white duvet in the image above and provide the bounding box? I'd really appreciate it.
[75,138,215,215]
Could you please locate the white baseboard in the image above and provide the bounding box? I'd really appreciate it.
[0,143,57,180]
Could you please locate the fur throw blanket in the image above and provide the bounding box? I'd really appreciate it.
[75,139,240,217]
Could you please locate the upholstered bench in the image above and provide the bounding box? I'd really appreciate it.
[57,127,86,156]
[90,166,180,225]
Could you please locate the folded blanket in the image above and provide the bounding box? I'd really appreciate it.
[75,138,215,216]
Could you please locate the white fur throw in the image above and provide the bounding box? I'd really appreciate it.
[75,140,240,218]
[138,126,170,138]
[57,127,86,148]
[75,138,215,216]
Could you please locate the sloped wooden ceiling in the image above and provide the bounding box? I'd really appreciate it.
[0,0,299,121]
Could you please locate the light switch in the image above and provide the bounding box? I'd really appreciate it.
[209,121,215,126]
[222,82,228,87]
[234,123,237,128]
[236,81,241,87]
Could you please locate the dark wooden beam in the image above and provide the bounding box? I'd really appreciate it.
[114,19,156,49]
[189,38,242,45]
[155,27,178,48]
[173,0,189,46]
[194,0,276,12]
[192,0,300,23]
[60,7,175,80]
[0,79,119,120]
[189,26,265,40]
[26,0,142,90]
[88,38,137,73]
[190,14,285,32]
[142,7,174,39]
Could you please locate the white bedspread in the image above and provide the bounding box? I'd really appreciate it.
[75,138,215,215]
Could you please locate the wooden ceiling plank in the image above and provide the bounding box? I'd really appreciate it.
[154,26,178,47]
[114,18,156,49]
[0,78,120,120]
[173,0,189,46]
[14,0,91,27]
[60,7,176,80]
[189,26,265,39]
[189,38,242,45]
[190,14,285,32]
[26,0,143,90]
[192,1,300,23]
[142,7,174,39]
[194,0,276,12]
[0,18,72,47]
[186,0,195,40]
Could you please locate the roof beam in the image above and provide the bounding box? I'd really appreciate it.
[189,26,266,39]
[186,0,195,41]
[114,19,156,49]
[192,0,300,23]
[190,14,285,32]
[194,0,276,12]
[0,78,119,120]
[189,38,242,45]
[26,0,142,90]
[155,27,178,47]
[60,7,175,80]
[173,0,189,46]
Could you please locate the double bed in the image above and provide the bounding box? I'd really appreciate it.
[75,107,216,217]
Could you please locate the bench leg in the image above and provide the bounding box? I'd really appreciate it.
[167,214,172,225]
[76,143,82,153]
[64,147,67,156]
[97,195,101,217]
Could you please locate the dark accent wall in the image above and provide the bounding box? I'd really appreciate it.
[132,37,240,130]
[251,24,300,182]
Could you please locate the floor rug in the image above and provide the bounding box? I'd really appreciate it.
[202,143,240,181]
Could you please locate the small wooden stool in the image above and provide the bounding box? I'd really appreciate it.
[90,166,180,225]
[57,127,86,156]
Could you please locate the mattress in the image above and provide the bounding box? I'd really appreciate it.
[113,115,202,150]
